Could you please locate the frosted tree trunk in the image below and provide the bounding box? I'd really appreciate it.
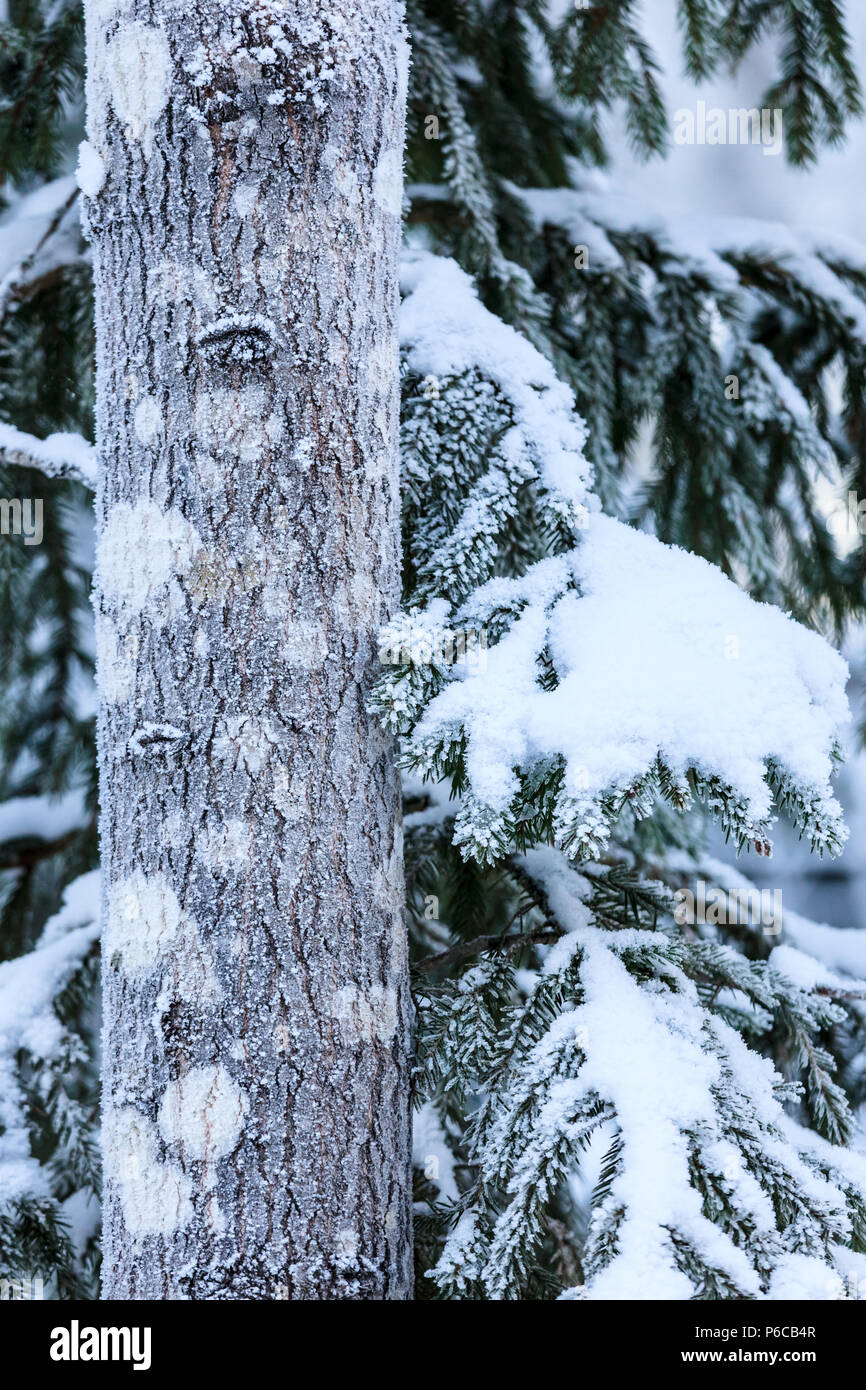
[85,0,412,1299]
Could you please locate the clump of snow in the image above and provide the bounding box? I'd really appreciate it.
[769,944,864,994]
[513,861,759,1299]
[157,1065,247,1162]
[456,848,858,1301]
[0,789,88,846]
[39,870,100,948]
[784,907,866,982]
[75,140,106,199]
[766,1252,844,1301]
[413,1101,459,1202]
[0,177,81,316]
[518,183,866,347]
[414,512,848,850]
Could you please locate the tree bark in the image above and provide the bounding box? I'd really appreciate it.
[86,0,412,1299]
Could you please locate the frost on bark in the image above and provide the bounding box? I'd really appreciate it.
[85,0,411,1299]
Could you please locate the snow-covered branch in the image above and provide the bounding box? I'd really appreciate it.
[0,423,96,488]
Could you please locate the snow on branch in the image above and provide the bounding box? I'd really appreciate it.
[0,872,99,1206]
[694,852,866,987]
[0,790,90,847]
[384,249,851,864]
[517,183,866,346]
[400,249,592,537]
[0,422,96,488]
[379,513,850,863]
[425,848,866,1300]
[0,177,82,321]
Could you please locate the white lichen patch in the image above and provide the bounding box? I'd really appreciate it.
[335,1227,359,1264]
[106,23,172,147]
[270,766,307,822]
[108,866,219,1002]
[279,620,329,670]
[367,335,398,392]
[390,910,408,977]
[373,147,403,215]
[159,812,188,850]
[106,870,182,974]
[87,0,123,27]
[232,180,260,218]
[133,395,162,445]
[194,387,284,464]
[197,817,253,872]
[330,983,399,1044]
[103,1106,192,1235]
[334,571,379,624]
[94,615,137,704]
[98,498,198,616]
[213,714,280,775]
[157,1065,247,1161]
[148,258,217,316]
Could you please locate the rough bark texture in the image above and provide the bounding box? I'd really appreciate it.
[86,0,412,1299]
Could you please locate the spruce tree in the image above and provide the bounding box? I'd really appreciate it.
[2,0,866,1301]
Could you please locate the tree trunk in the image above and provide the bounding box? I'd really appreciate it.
[86,0,412,1299]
